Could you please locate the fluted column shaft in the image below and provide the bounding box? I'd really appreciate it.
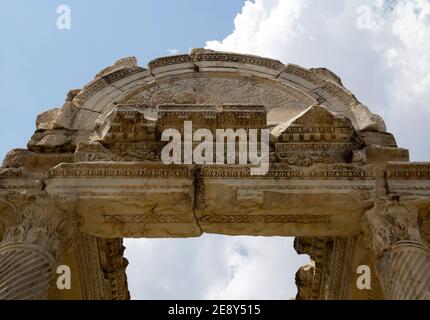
[384,241,430,299]
[365,201,430,300]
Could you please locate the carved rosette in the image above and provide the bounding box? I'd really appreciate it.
[365,201,430,300]
[0,195,77,300]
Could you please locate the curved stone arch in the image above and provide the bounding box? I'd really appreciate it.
[66,49,385,133]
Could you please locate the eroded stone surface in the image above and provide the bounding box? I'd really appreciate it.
[0,49,429,300]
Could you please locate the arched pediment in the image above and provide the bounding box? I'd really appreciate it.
[63,49,385,133]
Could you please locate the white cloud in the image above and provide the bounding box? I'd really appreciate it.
[125,235,308,300]
[207,0,430,160]
[126,0,430,300]
[167,48,179,55]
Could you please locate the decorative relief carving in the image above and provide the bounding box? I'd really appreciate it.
[285,64,325,86]
[157,104,217,134]
[95,106,157,144]
[199,214,330,224]
[75,142,162,162]
[272,105,361,166]
[2,204,61,259]
[294,237,332,300]
[103,214,191,224]
[48,162,374,181]
[72,106,165,163]
[48,163,195,179]
[157,103,267,134]
[324,237,347,300]
[148,54,192,69]
[200,164,374,180]
[365,201,422,257]
[237,189,264,204]
[321,80,358,107]
[122,73,315,117]
[102,67,144,84]
[75,233,107,300]
[98,238,130,300]
[386,163,430,195]
[76,67,144,104]
[191,51,285,71]
[284,65,360,107]
[294,237,351,300]
[387,163,430,179]
[217,104,266,129]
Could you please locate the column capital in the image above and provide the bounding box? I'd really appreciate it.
[364,199,423,258]
[0,191,79,260]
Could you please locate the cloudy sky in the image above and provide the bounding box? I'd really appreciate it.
[1,0,430,299]
[129,0,430,299]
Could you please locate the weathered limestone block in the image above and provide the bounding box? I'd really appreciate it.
[271,104,361,166]
[149,54,195,78]
[95,57,139,78]
[351,103,386,132]
[45,163,200,239]
[295,262,316,300]
[59,49,387,135]
[217,104,266,130]
[28,129,77,153]
[157,104,217,134]
[386,162,430,196]
[98,238,130,300]
[190,49,285,78]
[2,149,73,174]
[309,67,343,85]
[195,164,376,237]
[35,90,81,131]
[36,108,62,130]
[359,130,397,147]
[94,105,157,144]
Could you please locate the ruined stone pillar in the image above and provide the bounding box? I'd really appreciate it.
[0,197,76,300]
[365,201,430,300]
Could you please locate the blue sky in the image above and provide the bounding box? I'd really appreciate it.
[0,0,244,160]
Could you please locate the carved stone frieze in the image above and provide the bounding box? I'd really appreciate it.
[272,105,361,166]
[95,105,157,145]
[74,141,162,162]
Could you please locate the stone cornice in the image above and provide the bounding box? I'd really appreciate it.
[387,162,430,196]
[46,162,375,180]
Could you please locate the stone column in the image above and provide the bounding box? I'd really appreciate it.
[365,201,430,300]
[0,198,75,300]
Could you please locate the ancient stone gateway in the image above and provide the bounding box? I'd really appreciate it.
[0,49,429,300]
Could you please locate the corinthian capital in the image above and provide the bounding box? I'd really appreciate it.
[0,193,78,260]
[364,199,423,258]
